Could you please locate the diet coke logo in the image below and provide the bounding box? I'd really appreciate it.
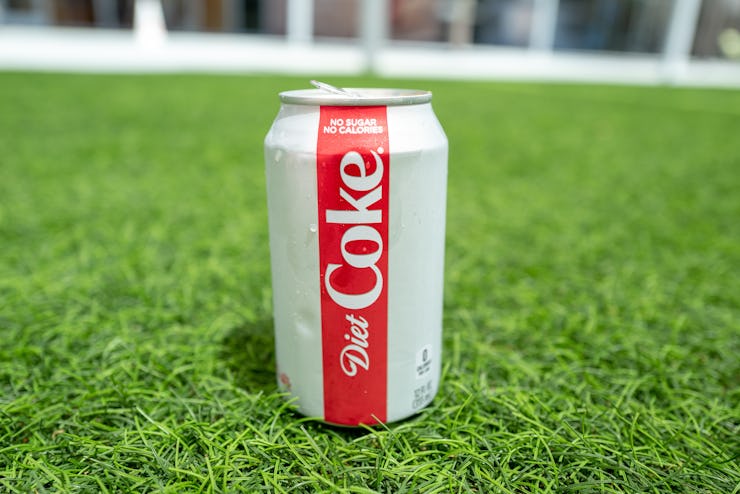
[325,148,385,377]
[317,105,388,423]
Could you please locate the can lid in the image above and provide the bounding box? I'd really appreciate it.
[279,81,432,106]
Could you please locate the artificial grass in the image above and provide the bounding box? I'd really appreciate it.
[0,72,738,492]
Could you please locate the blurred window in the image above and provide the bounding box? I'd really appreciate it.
[161,0,285,35]
[692,0,740,58]
[554,0,671,53]
[2,0,49,25]
[1,0,134,28]
[390,0,445,43]
[474,0,534,47]
[313,0,359,39]
[51,0,96,27]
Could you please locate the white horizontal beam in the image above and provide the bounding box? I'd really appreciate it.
[1,26,739,88]
[0,27,363,74]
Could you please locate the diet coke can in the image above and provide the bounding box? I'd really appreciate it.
[264,82,448,426]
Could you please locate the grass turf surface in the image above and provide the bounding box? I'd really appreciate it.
[1,72,738,492]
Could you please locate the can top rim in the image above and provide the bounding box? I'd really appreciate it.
[279,88,432,106]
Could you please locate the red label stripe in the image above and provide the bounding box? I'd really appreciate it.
[316,106,389,425]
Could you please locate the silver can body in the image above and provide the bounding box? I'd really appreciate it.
[264,88,448,425]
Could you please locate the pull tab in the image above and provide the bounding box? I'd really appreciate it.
[310,80,359,97]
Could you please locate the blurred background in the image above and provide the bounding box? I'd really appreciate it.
[1,0,739,85]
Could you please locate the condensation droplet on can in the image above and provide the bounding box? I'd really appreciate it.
[309,223,317,233]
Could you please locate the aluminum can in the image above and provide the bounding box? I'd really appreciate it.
[264,86,448,426]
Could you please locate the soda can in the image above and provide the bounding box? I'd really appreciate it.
[264,82,448,426]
